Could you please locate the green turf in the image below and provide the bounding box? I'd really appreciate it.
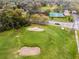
[50,16,73,22]
[76,31,79,59]
[0,25,77,59]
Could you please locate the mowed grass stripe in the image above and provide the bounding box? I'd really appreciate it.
[0,25,77,59]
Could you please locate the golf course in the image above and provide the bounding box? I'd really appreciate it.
[0,25,77,59]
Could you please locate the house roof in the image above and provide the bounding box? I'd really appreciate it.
[49,12,64,17]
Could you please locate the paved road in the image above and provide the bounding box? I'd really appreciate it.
[73,14,79,53]
[73,14,79,30]
[48,14,79,30]
[48,20,74,29]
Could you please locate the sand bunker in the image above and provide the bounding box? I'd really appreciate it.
[16,35,20,38]
[27,27,44,31]
[17,47,40,56]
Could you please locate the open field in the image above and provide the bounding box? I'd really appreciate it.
[0,25,77,59]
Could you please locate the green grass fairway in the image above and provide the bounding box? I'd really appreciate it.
[0,25,77,59]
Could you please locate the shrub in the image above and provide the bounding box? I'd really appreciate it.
[31,14,49,24]
[0,8,30,32]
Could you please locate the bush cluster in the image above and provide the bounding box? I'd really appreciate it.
[0,8,30,32]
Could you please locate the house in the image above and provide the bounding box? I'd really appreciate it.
[72,10,77,14]
[64,10,70,16]
[0,9,3,13]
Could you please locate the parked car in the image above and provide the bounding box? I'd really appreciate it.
[55,23,60,25]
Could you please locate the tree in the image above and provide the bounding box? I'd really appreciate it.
[31,14,49,24]
[0,1,4,9]
[12,8,30,28]
[0,7,30,32]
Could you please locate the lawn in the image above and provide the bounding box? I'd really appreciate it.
[40,5,57,11]
[76,31,79,59]
[50,16,73,22]
[0,25,77,59]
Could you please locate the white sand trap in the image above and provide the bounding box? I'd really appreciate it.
[61,27,64,30]
[17,47,41,56]
[16,35,20,38]
[27,27,44,32]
